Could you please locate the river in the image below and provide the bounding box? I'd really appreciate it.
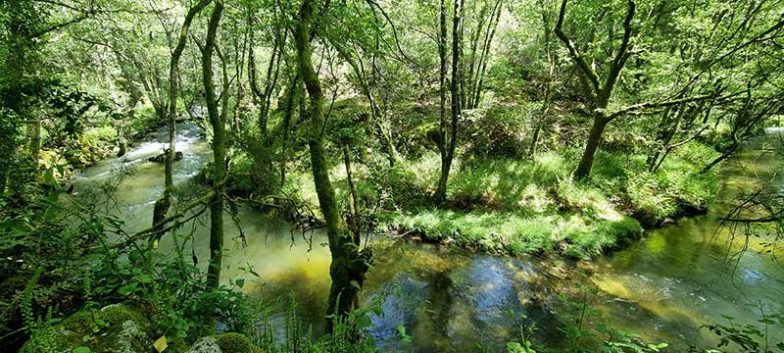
[70,123,784,352]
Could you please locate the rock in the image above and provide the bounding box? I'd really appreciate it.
[187,333,264,353]
[148,149,184,163]
[187,337,222,353]
[21,303,154,353]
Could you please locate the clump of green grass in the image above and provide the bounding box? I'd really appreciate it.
[391,210,556,253]
[499,215,557,256]
[560,216,642,260]
[288,141,717,259]
[623,145,719,224]
[391,209,642,259]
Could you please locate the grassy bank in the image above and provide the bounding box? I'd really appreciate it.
[279,142,719,260]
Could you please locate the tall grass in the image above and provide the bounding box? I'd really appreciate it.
[387,143,716,258]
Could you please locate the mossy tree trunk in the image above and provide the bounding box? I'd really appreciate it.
[202,0,226,290]
[434,0,449,204]
[343,143,361,236]
[294,0,370,333]
[151,0,213,242]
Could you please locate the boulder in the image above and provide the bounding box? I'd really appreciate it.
[21,303,154,353]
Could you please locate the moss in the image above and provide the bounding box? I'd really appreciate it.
[213,333,264,353]
[21,303,153,353]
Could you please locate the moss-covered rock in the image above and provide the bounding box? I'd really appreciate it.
[187,333,263,353]
[214,333,263,353]
[21,303,154,353]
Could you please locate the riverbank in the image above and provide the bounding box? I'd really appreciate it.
[38,104,190,185]
[274,142,719,260]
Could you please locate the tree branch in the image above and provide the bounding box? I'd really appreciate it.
[555,0,601,94]
[602,0,635,103]
[607,92,737,120]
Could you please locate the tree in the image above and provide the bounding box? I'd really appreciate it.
[555,0,636,180]
[201,0,226,290]
[293,0,371,332]
[151,0,213,241]
[462,0,503,111]
[434,0,464,204]
[529,0,557,157]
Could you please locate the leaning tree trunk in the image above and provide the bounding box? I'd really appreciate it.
[294,0,370,334]
[556,0,636,181]
[701,143,738,174]
[573,114,609,180]
[203,0,225,290]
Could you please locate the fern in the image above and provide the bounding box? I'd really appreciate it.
[21,267,43,331]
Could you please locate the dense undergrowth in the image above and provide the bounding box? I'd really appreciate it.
[273,142,719,260]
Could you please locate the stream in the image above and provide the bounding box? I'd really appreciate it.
[71,123,784,352]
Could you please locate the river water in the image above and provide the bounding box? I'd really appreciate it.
[71,124,784,352]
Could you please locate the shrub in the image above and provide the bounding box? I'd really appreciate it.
[462,103,533,159]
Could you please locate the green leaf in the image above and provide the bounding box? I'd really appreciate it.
[134,274,153,284]
[397,324,412,343]
[73,347,92,353]
[118,283,138,295]
[235,278,245,289]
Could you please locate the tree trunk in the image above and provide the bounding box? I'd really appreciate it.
[279,74,301,186]
[116,123,127,158]
[434,0,449,204]
[0,169,7,196]
[202,0,225,290]
[435,0,463,205]
[529,0,555,157]
[294,0,370,333]
[573,115,608,180]
[28,116,41,170]
[470,0,502,109]
[343,144,361,238]
[528,114,545,156]
[331,44,399,166]
[151,0,212,242]
[701,144,738,174]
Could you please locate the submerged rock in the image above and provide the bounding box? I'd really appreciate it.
[148,149,184,163]
[21,303,153,353]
